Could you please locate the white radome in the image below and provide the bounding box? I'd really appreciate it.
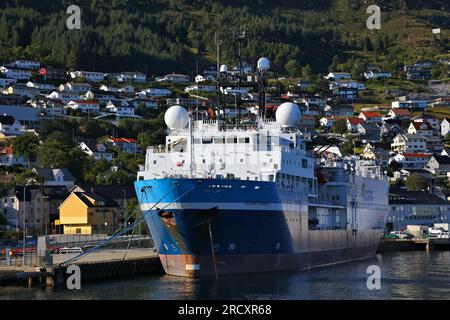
[220,64,228,73]
[276,102,301,127]
[257,57,270,72]
[165,105,189,130]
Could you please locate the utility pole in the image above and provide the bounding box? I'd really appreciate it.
[22,184,26,266]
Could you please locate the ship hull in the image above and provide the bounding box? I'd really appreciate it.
[135,178,384,278]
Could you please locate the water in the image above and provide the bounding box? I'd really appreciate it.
[1,251,450,300]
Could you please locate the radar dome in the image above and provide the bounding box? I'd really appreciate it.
[276,102,301,127]
[257,57,270,72]
[165,105,189,130]
[220,64,228,73]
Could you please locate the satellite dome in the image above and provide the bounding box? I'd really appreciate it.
[219,64,228,73]
[164,105,189,130]
[257,57,270,72]
[276,102,301,127]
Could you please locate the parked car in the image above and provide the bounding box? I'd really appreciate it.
[58,247,83,254]
[390,231,414,239]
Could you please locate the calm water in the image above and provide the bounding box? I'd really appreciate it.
[1,251,450,300]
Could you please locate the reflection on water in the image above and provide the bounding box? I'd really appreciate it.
[1,252,450,300]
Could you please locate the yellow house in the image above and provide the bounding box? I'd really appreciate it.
[59,191,120,235]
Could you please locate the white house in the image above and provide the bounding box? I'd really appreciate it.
[0,115,25,136]
[46,91,81,104]
[3,84,40,97]
[185,85,216,93]
[392,134,426,154]
[392,100,427,110]
[115,72,147,83]
[319,117,336,128]
[139,88,172,97]
[107,138,140,154]
[7,60,40,70]
[26,81,55,92]
[0,146,27,167]
[441,119,450,136]
[70,71,106,83]
[118,85,135,95]
[391,153,431,169]
[105,100,135,117]
[296,96,327,110]
[414,116,440,131]
[364,71,392,80]
[129,98,158,110]
[407,122,433,137]
[99,85,120,93]
[156,73,190,83]
[358,111,382,124]
[66,100,100,113]
[58,82,92,94]
[79,142,114,161]
[36,168,75,188]
[0,67,32,80]
[324,72,351,80]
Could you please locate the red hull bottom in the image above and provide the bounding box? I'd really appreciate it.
[158,245,379,277]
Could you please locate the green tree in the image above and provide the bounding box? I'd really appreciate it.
[301,64,313,81]
[405,173,430,191]
[11,133,40,169]
[340,137,354,155]
[330,119,347,135]
[284,59,300,77]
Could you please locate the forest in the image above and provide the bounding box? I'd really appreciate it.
[0,0,449,76]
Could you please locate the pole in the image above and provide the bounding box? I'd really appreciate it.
[23,185,26,266]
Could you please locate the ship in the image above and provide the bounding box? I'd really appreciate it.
[135,103,389,277]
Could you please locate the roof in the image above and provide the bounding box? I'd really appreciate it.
[411,122,432,130]
[360,111,381,118]
[0,115,16,125]
[389,188,449,205]
[391,109,411,116]
[431,155,450,165]
[75,184,136,200]
[73,192,119,208]
[0,146,13,155]
[80,142,114,154]
[347,118,365,125]
[41,168,74,183]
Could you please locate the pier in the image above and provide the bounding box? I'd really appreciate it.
[377,238,450,253]
[0,248,164,288]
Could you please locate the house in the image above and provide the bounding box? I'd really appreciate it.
[425,155,450,175]
[0,146,27,167]
[440,119,450,136]
[0,78,17,88]
[380,122,403,141]
[346,118,365,132]
[406,69,431,80]
[41,67,67,81]
[185,85,216,93]
[357,122,381,143]
[325,104,354,117]
[442,148,450,157]
[296,95,327,110]
[106,138,141,154]
[34,168,75,189]
[299,103,320,115]
[392,100,427,110]
[324,72,351,80]
[139,88,172,97]
[59,82,92,94]
[0,115,25,136]
[392,134,426,154]
[364,70,392,80]
[0,67,31,80]
[392,169,433,182]
[7,60,40,70]
[358,111,382,124]
[70,70,106,83]
[0,185,54,235]
[156,73,190,83]
[386,187,450,232]
[362,144,389,166]
[425,136,444,154]
[46,91,80,104]
[298,114,316,131]
[413,115,440,131]
[313,145,342,160]
[79,142,114,161]
[66,100,100,114]
[407,122,433,137]
[333,87,358,100]
[129,98,158,110]
[105,100,136,117]
[26,81,55,93]
[319,117,335,128]
[43,99,67,117]
[392,153,431,169]
[387,109,412,120]
[3,84,41,98]
[166,97,207,108]
[113,72,147,83]
[58,191,120,235]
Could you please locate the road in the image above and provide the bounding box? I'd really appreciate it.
[52,248,158,265]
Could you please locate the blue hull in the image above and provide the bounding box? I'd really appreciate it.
[135,178,382,277]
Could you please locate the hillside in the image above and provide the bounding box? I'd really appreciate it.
[0,0,449,76]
